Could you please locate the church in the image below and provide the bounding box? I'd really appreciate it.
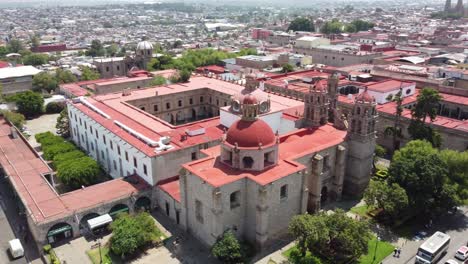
[174,74,377,248]
[53,72,377,249]
[93,39,154,78]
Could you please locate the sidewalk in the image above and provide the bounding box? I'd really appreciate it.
[381,238,423,264]
[254,242,295,264]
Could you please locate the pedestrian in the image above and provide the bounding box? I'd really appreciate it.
[397,248,401,257]
[393,248,397,257]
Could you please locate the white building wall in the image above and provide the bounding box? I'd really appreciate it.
[278,118,297,134]
[68,104,154,186]
[358,84,415,104]
[220,109,283,133]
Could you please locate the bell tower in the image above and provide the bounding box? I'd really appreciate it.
[345,88,377,195]
[304,81,329,127]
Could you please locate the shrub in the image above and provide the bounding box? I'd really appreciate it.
[56,157,100,188]
[288,248,322,264]
[109,212,163,258]
[43,244,52,253]
[49,249,60,264]
[52,150,86,168]
[375,169,389,180]
[42,141,76,160]
[1,110,25,129]
[211,231,245,264]
[46,101,66,114]
[35,132,63,146]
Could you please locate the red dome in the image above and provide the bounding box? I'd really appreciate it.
[226,119,276,148]
[242,94,258,104]
[356,90,375,103]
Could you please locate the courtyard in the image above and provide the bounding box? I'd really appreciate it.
[53,209,218,264]
[24,113,60,148]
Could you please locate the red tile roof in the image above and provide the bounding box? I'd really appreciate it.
[0,61,10,68]
[338,89,468,132]
[31,44,67,53]
[183,124,346,187]
[158,177,181,202]
[71,76,303,157]
[0,118,150,223]
[364,80,415,93]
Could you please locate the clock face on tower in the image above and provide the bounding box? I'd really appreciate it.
[260,101,269,113]
[232,100,241,112]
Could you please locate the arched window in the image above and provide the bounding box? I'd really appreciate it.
[242,156,254,168]
[230,191,241,209]
[356,107,361,115]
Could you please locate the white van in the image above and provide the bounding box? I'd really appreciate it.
[8,239,24,259]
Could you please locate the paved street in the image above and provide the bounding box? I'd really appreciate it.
[0,176,42,264]
[383,206,468,264]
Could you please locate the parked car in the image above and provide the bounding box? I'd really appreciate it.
[444,260,458,264]
[455,246,468,261]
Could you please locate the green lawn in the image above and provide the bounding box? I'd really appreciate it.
[358,237,394,264]
[350,205,371,218]
[283,236,393,264]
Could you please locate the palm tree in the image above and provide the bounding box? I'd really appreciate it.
[384,87,404,152]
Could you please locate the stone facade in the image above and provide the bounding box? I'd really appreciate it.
[293,47,381,67]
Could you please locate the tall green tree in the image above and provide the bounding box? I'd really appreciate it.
[388,140,460,215]
[411,88,442,122]
[408,88,442,147]
[106,43,119,57]
[439,149,468,203]
[30,35,41,49]
[80,66,100,81]
[56,108,70,138]
[384,88,404,151]
[211,231,245,264]
[23,53,49,66]
[7,39,23,53]
[178,69,192,82]
[349,20,375,32]
[33,72,58,93]
[288,17,315,32]
[55,69,77,84]
[86,39,105,57]
[110,212,163,258]
[363,180,408,219]
[321,20,344,34]
[289,210,371,262]
[14,91,44,118]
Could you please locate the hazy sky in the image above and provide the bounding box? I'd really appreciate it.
[0,0,447,8]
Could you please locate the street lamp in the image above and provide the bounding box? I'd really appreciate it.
[373,236,381,264]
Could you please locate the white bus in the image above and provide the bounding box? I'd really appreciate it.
[415,231,451,264]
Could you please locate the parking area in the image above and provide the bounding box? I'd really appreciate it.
[24,113,60,148]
